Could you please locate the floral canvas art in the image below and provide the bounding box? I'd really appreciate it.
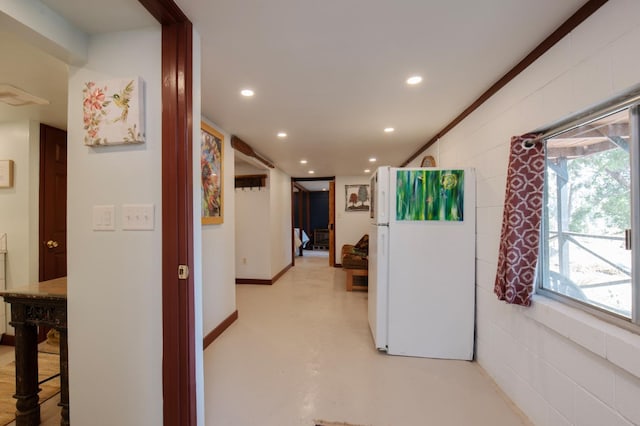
[82,77,145,146]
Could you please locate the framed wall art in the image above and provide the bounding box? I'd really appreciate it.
[201,122,224,224]
[0,160,14,188]
[396,169,464,221]
[345,184,370,212]
[82,77,145,146]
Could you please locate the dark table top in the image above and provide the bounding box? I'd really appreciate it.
[0,277,67,301]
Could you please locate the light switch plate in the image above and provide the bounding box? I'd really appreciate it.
[122,204,155,230]
[93,205,115,231]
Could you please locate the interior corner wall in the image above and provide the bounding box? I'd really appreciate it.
[234,164,292,280]
[334,176,370,265]
[0,120,40,296]
[269,168,292,276]
[235,163,271,279]
[200,117,237,334]
[0,120,40,288]
[0,121,40,335]
[67,28,164,425]
[407,1,640,424]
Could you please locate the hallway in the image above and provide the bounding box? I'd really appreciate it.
[204,256,530,426]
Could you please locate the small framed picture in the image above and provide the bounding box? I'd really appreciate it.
[345,184,370,212]
[0,160,14,188]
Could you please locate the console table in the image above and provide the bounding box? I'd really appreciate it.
[0,277,69,426]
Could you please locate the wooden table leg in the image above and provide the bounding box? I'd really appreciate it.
[58,327,69,426]
[345,269,353,291]
[11,304,40,426]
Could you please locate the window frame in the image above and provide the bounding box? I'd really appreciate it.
[534,88,640,332]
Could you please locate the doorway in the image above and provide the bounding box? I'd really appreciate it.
[292,177,335,266]
[39,124,67,283]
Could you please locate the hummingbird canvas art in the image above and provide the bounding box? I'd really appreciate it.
[82,77,145,146]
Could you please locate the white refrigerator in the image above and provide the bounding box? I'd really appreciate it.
[368,166,476,360]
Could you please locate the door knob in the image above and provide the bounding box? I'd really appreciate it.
[46,240,59,249]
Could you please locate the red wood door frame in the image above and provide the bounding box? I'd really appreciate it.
[329,181,335,267]
[137,1,195,425]
[160,21,195,426]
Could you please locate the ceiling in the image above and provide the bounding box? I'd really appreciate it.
[3,0,589,178]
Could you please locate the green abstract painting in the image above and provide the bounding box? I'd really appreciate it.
[396,170,464,221]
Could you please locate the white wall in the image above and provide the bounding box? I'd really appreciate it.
[0,121,40,292]
[269,167,292,276]
[334,176,371,265]
[235,163,271,279]
[67,28,164,425]
[0,1,87,65]
[0,121,40,335]
[408,1,640,424]
[201,117,237,332]
[234,164,292,280]
[192,30,205,425]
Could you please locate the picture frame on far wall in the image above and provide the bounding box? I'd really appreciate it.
[0,160,14,188]
[345,184,370,212]
[201,122,224,224]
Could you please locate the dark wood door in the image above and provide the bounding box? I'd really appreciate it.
[39,124,67,282]
[329,181,335,266]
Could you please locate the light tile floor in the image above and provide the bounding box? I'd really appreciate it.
[204,255,531,426]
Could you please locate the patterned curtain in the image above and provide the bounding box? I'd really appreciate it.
[494,135,545,306]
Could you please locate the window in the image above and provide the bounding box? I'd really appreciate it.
[538,103,639,327]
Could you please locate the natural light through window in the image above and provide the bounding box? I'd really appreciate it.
[541,108,633,319]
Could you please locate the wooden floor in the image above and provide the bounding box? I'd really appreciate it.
[0,345,61,426]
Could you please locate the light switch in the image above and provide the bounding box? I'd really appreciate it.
[122,204,155,230]
[93,205,115,231]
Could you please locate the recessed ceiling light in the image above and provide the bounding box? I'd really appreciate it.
[300,159,308,164]
[406,75,423,85]
[277,132,287,138]
[384,127,394,133]
[322,188,327,191]
[240,89,254,97]
[308,170,315,174]
[364,169,371,173]
[369,157,377,163]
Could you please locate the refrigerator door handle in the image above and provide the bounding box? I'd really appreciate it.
[381,189,386,223]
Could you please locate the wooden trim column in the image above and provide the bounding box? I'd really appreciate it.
[137,1,195,425]
[161,21,196,426]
